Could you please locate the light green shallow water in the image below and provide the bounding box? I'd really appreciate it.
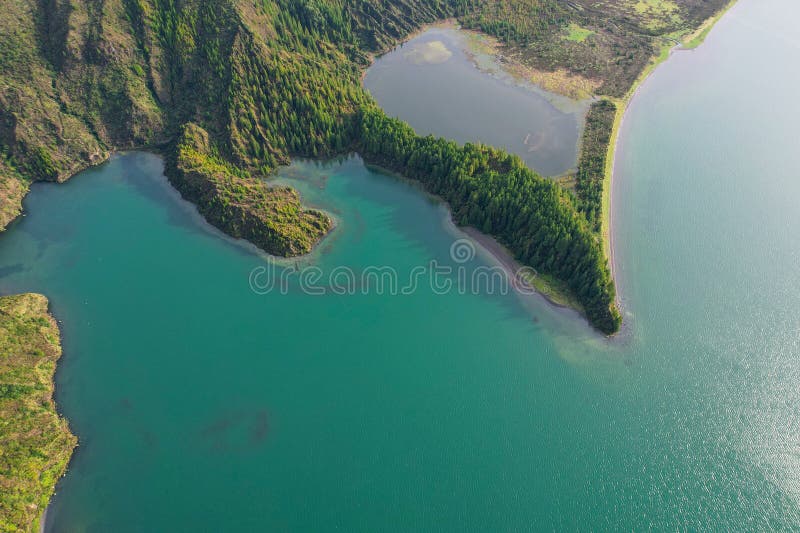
[0,0,798,529]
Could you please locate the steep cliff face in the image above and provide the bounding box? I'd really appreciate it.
[0,0,368,234]
[0,0,440,243]
[0,159,26,230]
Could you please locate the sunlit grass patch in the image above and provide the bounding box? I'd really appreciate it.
[632,0,683,31]
[564,23,594,42]
[633,0,678,15]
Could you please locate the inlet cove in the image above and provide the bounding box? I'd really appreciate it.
[0,152,608,530]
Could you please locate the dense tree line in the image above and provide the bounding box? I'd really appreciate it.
[576,100,616,231]
[453,0,567,46]
[357,107,621,333]
[0,1,744,524]
[225,10,368,171]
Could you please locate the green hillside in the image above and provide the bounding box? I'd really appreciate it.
[0,294,76,533]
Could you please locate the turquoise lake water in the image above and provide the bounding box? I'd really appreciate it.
[0,0,798,529]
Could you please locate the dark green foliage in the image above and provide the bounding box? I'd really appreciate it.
[357,107,621,334]
[226,29,366,169]
[454,0,567,46]
[0,383,33,400]
[0,0,627,332]
[576,100,616,231]
[26,147,59,181]
[169,123,332,257]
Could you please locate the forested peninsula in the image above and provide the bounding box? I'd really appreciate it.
[1,0,730,337]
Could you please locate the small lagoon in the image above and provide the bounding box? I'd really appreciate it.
[363,26,589,176]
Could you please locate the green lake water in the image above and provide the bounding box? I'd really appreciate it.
[0,0,798,529]
[363,27,588,176]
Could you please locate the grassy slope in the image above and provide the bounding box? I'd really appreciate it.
[682,0,739,49]
[170,123,332,256]
[0,0,731,259]
[0,0,731,216]
[0,158,28,230]
[0,0,163,177]
[0,294,76,533]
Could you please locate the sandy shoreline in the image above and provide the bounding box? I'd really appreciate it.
[460,227,521,280]
[605,41,682,309]
[458,225,581,313]
[362,160,586,317]
[604,1,738,306]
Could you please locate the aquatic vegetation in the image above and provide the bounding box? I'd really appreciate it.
[404,41,453,64]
